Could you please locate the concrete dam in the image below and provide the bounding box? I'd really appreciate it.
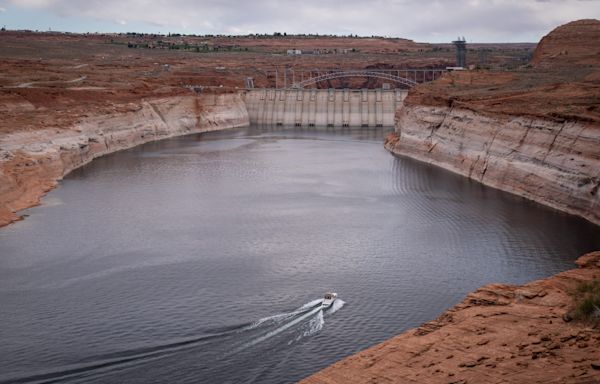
[243,89,408,127]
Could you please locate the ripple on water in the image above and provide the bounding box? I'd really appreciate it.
[0,127,598,384]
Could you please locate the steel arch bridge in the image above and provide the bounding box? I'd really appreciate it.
[245,68,446,89]
[291,70,418,89]
[292,70,417,88]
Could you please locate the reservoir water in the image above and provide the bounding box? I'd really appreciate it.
[1,126,599,383]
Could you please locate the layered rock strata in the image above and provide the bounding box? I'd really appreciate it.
[385,19,600,225]
[385,106,600,225]
[305,19,600,383]
[532,19,600,68]
[302,252,600,384]
[0,92,249,227]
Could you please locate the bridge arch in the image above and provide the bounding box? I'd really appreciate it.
[291,70,418,89]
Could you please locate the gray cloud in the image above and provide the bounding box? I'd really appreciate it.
[4,0,600,42]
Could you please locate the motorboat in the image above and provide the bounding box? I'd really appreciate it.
[322,292,338,309]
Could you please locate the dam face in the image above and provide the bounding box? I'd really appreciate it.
[244,89,407,127]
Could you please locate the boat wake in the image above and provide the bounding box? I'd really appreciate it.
[230,297,345,354]
[1,298,345,384]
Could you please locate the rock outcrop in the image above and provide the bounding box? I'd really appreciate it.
[386,107,600,225]
[306,18,600,384]
[302,252,600,384]
[0,92,249,227]
[532,19,600,68]
[385,19,600,225]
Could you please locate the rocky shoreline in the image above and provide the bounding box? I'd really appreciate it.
[0,92,249,227]
[1,18,598,384]
[302,252,600,384]
[303,19,600,383]
[385,105,600,226]
[381,19,600,228]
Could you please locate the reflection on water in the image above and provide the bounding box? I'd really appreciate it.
[0,126,598,384]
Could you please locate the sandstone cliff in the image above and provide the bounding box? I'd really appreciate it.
[0,92,249,227]
[532,19,600,68]
[302,252,600,384]
[386,107,600,225]
[306,18,600,384]
[385,19,600,225]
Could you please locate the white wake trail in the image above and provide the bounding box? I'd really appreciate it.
[327,299,345,314]
[232,306,323,354]
[228,297,344,355]
[245,299,323,330]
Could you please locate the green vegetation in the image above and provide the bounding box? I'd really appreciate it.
[572,279,600,325]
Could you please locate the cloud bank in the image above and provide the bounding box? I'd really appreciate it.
[1,0,600,42]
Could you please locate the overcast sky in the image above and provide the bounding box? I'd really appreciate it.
[0,0,599,42]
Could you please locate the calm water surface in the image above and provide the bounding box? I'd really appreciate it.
[1,126,599,383]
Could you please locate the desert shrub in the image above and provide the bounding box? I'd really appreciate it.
[572,280,600,325]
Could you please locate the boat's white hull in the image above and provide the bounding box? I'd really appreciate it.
[322,292,338,309]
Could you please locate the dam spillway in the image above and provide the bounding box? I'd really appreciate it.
[243,89,408,127]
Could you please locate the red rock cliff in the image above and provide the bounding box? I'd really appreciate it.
[532,19,600,68]
[386,19,600,225]
[304,18,600,384]
[0,92,249,227]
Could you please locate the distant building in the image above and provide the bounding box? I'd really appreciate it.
[287,49,302,55]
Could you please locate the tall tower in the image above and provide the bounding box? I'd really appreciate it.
[452,37,467,68]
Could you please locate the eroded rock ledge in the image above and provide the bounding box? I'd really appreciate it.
[385,105,600,226]
[383,19,600,226]
[302,252,600,384]
[0,92,249,227]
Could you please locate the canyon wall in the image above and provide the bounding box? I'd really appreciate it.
[0,92,249,227]
[305,19,600,384]
[386,20,600,224]
[385,19,600,226]
[386,105,600,225]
